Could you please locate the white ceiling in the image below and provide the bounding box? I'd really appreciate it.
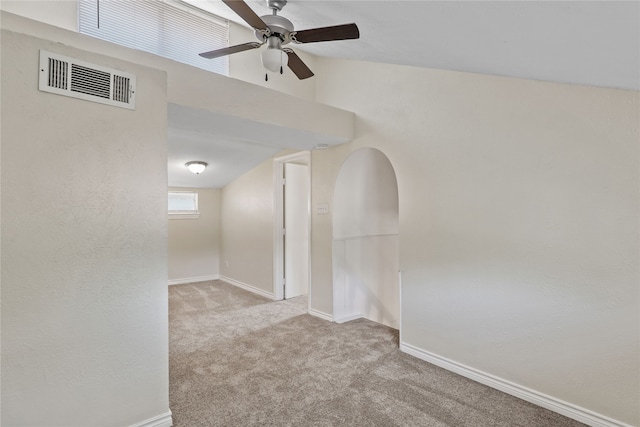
[168,103,347,188]
[192,0,640,90]
[171,0,640,188]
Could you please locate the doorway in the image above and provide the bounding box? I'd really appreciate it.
[273,151,311,302]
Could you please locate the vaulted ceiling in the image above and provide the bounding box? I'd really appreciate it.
[192,0,639,90]
[171,0,639,188]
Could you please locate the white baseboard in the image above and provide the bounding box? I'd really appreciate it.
[128,411,173,427]
[333,313,362,324]
[400,342,632,427]
[168,275,220,286]
[308,308,333,322]
[220,276,275,300]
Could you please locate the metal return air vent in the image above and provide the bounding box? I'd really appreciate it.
[39,50,136,110]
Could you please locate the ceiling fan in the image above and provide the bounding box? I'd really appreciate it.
[199,0,360,80]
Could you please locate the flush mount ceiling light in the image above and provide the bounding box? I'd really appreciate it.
[185,161,208,175]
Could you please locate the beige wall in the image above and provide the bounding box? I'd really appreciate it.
[3,4,638,426]
[309,142,353,315]
[220,155,280,295]
[0,0,78,31]
[1,30,170,426]
[313,57,639,426]
[168,187,221,283]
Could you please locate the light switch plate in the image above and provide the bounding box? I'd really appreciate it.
[316,203,329,215]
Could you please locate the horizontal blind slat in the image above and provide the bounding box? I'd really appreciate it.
[78,0,229,75]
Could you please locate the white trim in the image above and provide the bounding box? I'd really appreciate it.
[398,271,403,344]
[399,342,633,427]
[220,276,275,300]
[168,275,220,286]
[305,155,314,317]
[128,411,173,427]
[308,308,333,322]
[168,213,200,220]
[272,151,311,302]
[273,156,285,301]
[333,313,362,324]
[273,151,313,164]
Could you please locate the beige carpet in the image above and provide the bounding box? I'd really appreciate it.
[169,280,585,427]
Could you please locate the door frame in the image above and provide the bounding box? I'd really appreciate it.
[273,151,311,303]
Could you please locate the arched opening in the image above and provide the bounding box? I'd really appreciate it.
[332,148,399,329]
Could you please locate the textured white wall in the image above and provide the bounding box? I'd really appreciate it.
[0,31,170,426]
[313,57,639,426]
[220,156,277,294]
[168,187,221,282]
[0,0,78,31]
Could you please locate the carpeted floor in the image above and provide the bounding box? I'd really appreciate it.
[169,280,586,427]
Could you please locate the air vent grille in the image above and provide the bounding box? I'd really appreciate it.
[48,58,69,90]
[112,75,131,103]
[70,64,111,99]
[39,50,136,110]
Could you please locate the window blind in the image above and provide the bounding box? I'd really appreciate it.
[168,191,198,214]
[78,0,229,75]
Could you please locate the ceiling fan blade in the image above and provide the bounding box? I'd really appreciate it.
[284,49,314,80]
[222,0,269,31]
[199,42,263,59]
[292,23,359,44]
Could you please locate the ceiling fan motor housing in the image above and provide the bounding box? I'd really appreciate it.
[256,15,294,44]
[267,0,287,12]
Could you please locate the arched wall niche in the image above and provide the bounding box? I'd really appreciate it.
[332,148,400,328]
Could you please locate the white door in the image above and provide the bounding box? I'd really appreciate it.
[284,163,309,299]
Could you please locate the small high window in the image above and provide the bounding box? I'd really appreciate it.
[169,191,199,219]
[78,0,229,75]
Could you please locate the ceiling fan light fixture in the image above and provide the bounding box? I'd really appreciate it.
[261,47,288,73]
[200,0,359,80]
[185,161,208,174]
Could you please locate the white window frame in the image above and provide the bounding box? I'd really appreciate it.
[168,191,199,219]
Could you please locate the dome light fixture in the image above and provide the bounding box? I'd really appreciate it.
[261,35,288,78]
[261,47,288,73]
[185,161,208,175]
